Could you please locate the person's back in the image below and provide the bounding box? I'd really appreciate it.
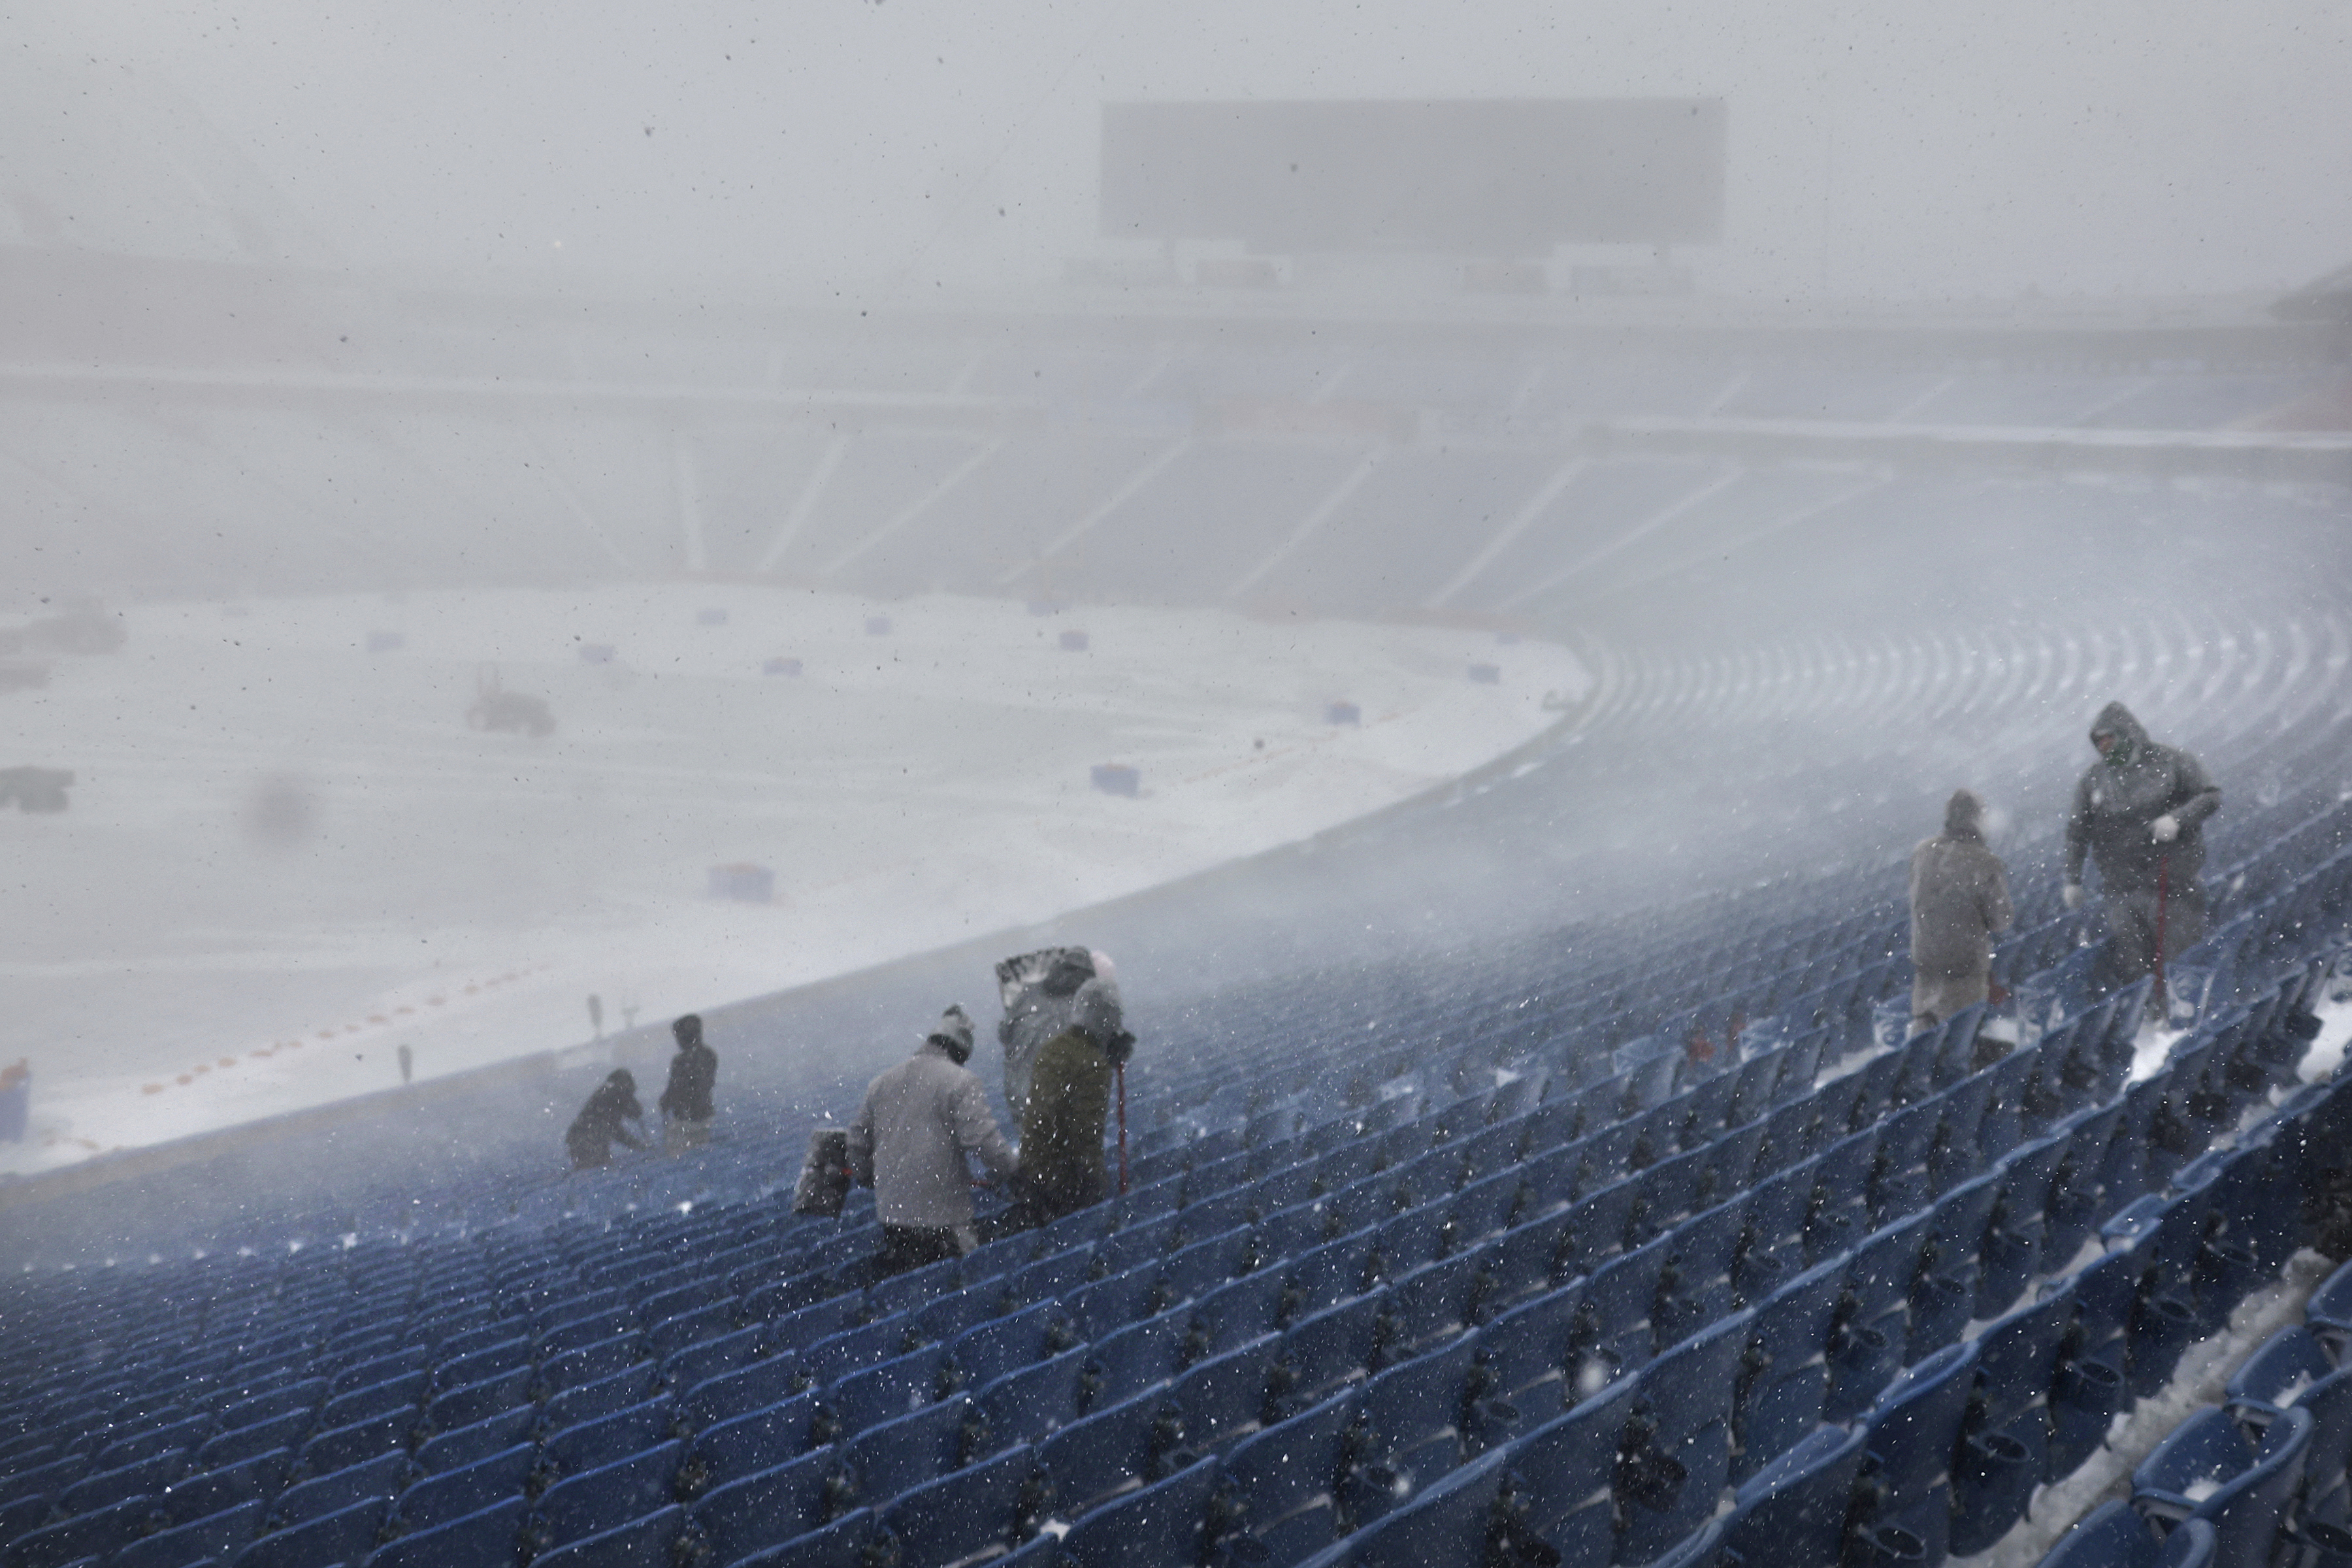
[849,1005,1019,1273]
[659,1013,719,1151]
[1908,789,2012,1031]
[1019,977,1133,1224]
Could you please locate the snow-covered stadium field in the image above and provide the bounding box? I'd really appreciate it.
[0,584,1584,1175]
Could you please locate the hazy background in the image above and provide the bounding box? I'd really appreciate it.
[9,0,2352,299]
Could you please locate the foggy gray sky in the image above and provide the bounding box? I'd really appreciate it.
[13,0,2352,302]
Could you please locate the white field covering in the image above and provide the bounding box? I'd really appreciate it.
[0,584,1584,1173]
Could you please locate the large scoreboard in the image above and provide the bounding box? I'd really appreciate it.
[1101,99,1726,255]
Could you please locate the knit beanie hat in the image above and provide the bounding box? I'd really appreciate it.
[928,1004,977,1064]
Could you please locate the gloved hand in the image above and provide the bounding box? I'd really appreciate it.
[2151,814,2180,843]
[2061,883,2085,911]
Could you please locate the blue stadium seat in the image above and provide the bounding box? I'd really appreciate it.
[1036,1388,1187,1520]
[363,1495,525,1568]
[1912,1176,2003,1358]
[1065,1266,1166,1341]
[94,1413,214,1474]
[1188,1269,1290,1358]
[60,1445,189,1515]
[542,1334,650,1399]
[1852,1340,1979,1568]
[875,1443,1040,1568]
[227,1494,391,1568]
[678,1350,806,1432]
[845,1394,978,1502]
[999,1247,1100,1316]
[5,1492,165,1568]
[794,1318,910,1394]
[270,1449,413,1531]
[821,1342,949,1439]
[526,1503,685,1568]
[299,1407,421,1477]
[943,1301,1068,1392]
[1297,1446,1510,1568]
[1348,1333,1478,1517]
[1805,1132,1881,1265]
[1167,1334,1280,1454]
[416,1406,540,1477]
[2131,1405,2310,1568]
[199,1411,316,1471]
[319,1371,429,1431]
[1053,1453,1220,1568]
[1273,1292,1391,1411]
[974,1347,1095,1452]
[388,1443,534,1535]
[1613,1310,1754,1565]
[1209,1390,1360,1568]
[2226,1326,2352,1514]
[1715,1421,1869,1568]
[679,1447,856,1568]
[543,1364,663,1435]
[2036,1499,2215,1568]
[425,1369,536,1437]
[110,1497,268,1568]
[1158,1227,1255,1309]
[1825,1215,1929,1420]
[658,1324,764,1395]
[1381,1246,1498,1353]
[1733,1256,1848,1483]
[1577,1238,1674,1386]
[1652,1199,1748,1347]
[532,1439,684,1550]
[544,1396,679,1482]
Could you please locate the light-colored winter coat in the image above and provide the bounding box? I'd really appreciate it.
[847,1039,1019,1230]
[1909,791,2013,982]
[2064,702,2221,894]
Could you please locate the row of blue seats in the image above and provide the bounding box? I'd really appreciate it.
[5,785,2333,1568]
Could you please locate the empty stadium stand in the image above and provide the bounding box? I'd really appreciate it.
[5,259,2351,1566]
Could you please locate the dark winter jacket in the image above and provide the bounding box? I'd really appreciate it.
[1910,790,2014,981]
[659,1030,718,1123]
[567,1071,647,1164]
[2064,702,2221,894]
[849,1038,1020,1230]
[1019,978,1134,1216]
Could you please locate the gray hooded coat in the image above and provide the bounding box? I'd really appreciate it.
[1909,790,2013,982]
[847,1030,1019,1231]
[2065,702,2221,895]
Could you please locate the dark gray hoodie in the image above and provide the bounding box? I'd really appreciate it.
[2064,702,2221,894]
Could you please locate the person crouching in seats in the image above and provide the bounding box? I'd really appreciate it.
[848,1005,1021,1277]
[566,1069,648,1170]
[1019,977,1135,1228]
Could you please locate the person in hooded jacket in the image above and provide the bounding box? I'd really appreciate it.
[1019,976,1135,1226]
[566,1069,647,1169]
[2063,701,2222,990]
[847,1005,1021,1275]
[996,947,1099,1123]
[658,1013,718,1152]
[1909,789,2014,1032]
